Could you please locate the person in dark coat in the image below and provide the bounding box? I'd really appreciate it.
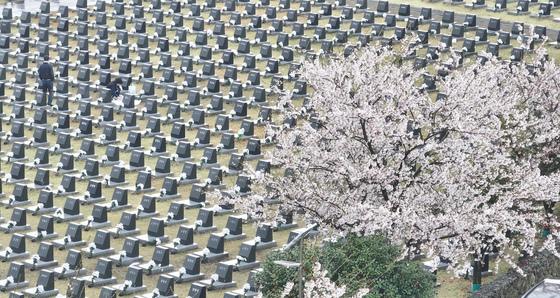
[106,78,123,99]
[37,56,54,105]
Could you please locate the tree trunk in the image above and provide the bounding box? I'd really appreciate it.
[472,259,482,292]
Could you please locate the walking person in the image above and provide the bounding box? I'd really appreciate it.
[106,78,123,100]
[37,56,54,105]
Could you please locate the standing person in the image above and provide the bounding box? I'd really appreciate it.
[106,78,123,100]
[37,56,54,105]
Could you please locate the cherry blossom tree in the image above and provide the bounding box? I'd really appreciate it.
[221,42,560,290]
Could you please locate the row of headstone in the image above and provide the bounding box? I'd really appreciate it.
[2,259,261,297]
[0,0,320,296]
[0,0,547,79]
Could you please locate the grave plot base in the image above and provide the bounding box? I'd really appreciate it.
[255,241,277,251]
[226,289,259,297]
[199,279,237,291]
[224,234,246,241]
[464,4,488,9]
[25,162,52,169]
[109,255,144,267]
[2,177,29,186]
[81,221,112,231]
[444,0,465,4]
[22,288,59,297]
[223,169,242,176]
[53,169,79,176]
[195,251,229,263]
[142,132,165,139]
[53,267,87,279]
[152,172,172,179]
[108,228,141,239]
[26,231,59,242]
[0,280,29,292]
[214,207,235,216]
[95,139,119,146]
[99,160,121,167]
[507,11,530,15]
[244,154,263,161]
[180,200,204,209]
[27,207,57,216]
[202,109,225,116]
[82,248,115,258]
[73,115,94,122]
[54,214,84,223]
[23,260,59,271]
[129,187,156,195]
[139,264,175,275]
[74,133,96,140]
[158,194,181,201]
[137,211,160,219]
[123,165,146,172]
[0,225,31,233]
[77,196,106,205]
[206,184,226,191]
[54,191,79,198]
[164,218,188,226]
[217,148,238,155]
[106,204,132,212]
[164,243,198,254]
[80,276,118,288]
[137,293,177,298]
[224,96,247,104]
[104,181,129,188]
[144,151,169,158]
[194,226,217,234]
[136,234,169,246]
[49,148,73,156]
[1,157,28,163]
[76,154,97,161]
[200,163,221,169]
[274,223,298,231]
[1,199,30,208]
[193,143,212,149]
[169,270,205,283]
[172,157,193,163]
[3,137,28,145]
[166,137,185,146]
[78,175,101,180]
[119,126,140,132]
[122,146,145,153]
[236,260,261,271]
[486,6,506,11]
[0,251,29,262]
[52,239,86,250]
[222,260,261,271]
[177,178,199,185]
[113,284,147,296]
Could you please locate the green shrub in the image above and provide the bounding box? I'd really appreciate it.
[257,235,436,298]
[256,247,318,298]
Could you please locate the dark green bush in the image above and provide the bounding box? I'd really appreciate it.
[257,235,435,298]
[256,246,318,298]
